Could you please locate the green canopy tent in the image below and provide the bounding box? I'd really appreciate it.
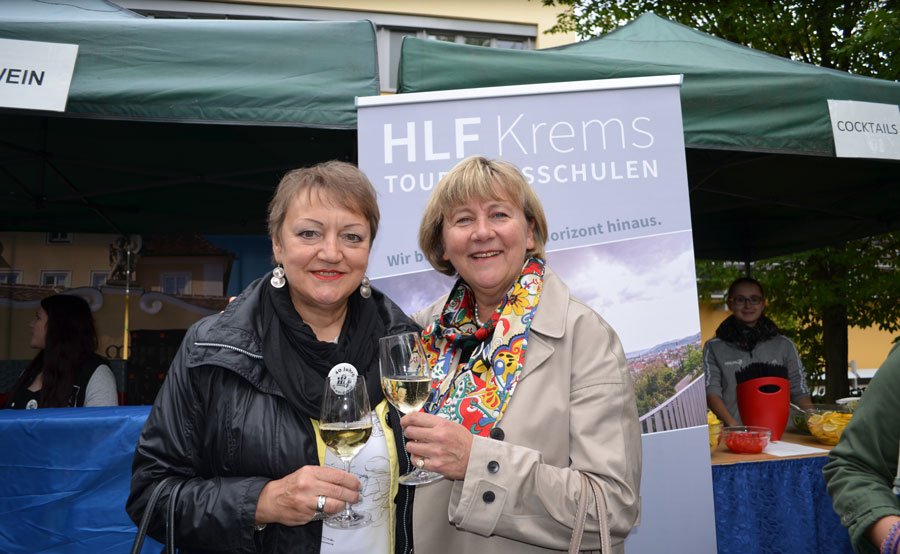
[397,12,900,261]
[0,3,380,236]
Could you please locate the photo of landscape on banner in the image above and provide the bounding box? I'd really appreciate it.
[358,77,705,434]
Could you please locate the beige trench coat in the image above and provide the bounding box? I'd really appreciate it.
[411,267,642,554]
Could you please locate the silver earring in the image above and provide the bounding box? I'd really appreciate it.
[359,276,371,298]
[270,264,285,288]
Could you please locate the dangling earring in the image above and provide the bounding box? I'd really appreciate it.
[270,264,286,288]
[359,276,371,298]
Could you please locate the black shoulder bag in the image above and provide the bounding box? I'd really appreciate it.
[130,476,185,554]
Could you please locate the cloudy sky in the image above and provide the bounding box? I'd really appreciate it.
[546,231,701,353]
[374,230,700,353]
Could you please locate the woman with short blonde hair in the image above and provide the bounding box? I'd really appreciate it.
[402,156,642,554]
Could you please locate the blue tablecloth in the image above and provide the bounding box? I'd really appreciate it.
[0,406,162,554]
[712,456,853,554]
[1,407,856,553]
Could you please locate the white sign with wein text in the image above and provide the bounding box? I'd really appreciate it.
[0,38,78,112]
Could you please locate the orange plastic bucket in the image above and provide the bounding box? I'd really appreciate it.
[736,376,789,441]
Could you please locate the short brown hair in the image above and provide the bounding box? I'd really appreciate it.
[726,277,764,300]
[418,156,548,276]
[268,161,380,246]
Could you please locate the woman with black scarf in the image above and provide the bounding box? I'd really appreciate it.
[704,277,814,427]
[127,161,418,554]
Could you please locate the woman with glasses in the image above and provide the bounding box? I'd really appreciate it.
[704,277,814,427]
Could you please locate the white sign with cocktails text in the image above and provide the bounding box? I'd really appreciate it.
[828,99,900,160]
[356,76,691,279]
[0,38,78,112]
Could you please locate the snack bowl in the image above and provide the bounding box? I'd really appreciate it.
[806,409,853,445]
[791,403,845,434]
[835,397,860,413]
[708,422,723,452]
[722,426,771,454]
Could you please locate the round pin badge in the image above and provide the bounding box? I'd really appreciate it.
[327,363,358,395]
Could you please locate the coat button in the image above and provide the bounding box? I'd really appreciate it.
[482,491,495,503]
[489,427,505,441]
[487,461,500,473]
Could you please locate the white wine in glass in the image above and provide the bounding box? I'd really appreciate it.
[319,371,373,528]
[379,332,444,486]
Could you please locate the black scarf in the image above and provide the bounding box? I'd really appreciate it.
[715,314,780,352]
[260,282,386,419]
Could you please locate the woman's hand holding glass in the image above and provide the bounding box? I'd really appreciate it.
[378,332,444,485]
[254,465,361,527]
[399,411,473,481]
[318,375,373,528]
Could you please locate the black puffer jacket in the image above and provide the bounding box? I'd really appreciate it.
[126,277,417,553]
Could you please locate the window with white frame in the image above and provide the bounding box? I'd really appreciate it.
[0,270,23,284]
[383,27,533,91]
[46,232,73,244]
[40,270,71,287]
[91,271,109,288]
[161,271,192,295]
[118,2,537,93]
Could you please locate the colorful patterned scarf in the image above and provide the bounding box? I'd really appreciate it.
[421,258,544,436]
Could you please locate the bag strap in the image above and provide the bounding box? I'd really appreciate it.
[131,476,182,554]
[568,473,611,553]
[166,479,186,554]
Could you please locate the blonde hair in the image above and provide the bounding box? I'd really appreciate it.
[268,161,380,247]
[418,156,548,276]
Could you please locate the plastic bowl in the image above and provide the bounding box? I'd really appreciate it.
[836,397,860,413]
[806,409,853,445]
[708,422,723,452]
[791,403,845,434]
[722,426,771,454]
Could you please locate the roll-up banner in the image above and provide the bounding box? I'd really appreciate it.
[357,76,716,551]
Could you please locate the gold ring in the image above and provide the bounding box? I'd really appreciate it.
[415,457,425,470]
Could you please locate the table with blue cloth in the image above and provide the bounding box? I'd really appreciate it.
[711,429,853,554]
[1,406,856,554]
[0,406,161,554]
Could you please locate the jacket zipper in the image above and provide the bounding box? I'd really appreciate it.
[194,342,263,359]
[399,424,412,553]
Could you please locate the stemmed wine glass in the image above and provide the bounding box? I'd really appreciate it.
[319,372,373,528]
[379,332,443,486]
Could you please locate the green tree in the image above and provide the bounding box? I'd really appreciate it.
[543,0,899,80]
[544,0,900,401]
[682,347,703,374]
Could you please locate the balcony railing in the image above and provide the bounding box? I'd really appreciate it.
[639,375,707,434]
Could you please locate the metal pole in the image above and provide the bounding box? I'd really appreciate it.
[123,248,131,361]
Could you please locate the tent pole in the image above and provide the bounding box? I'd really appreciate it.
[123,249,131,361]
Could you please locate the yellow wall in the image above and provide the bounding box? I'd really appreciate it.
[136,257,226,297]
[1,232,117,287]
[209,0,576,48]
[698,301,897,371]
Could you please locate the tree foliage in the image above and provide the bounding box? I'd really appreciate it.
[543,1,900,80]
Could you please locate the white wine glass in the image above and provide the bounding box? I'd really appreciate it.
[319,374,373,528]
[379,332,444,486]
